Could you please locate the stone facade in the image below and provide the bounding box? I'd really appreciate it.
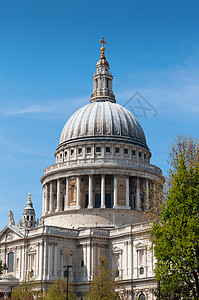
[0,40,161,299]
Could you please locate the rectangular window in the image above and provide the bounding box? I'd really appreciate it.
[60,153,62,159]
[115,148,119,154]
[65,151,67,157]
[132,150,135,156]
[106,147,110,153]
[71,149,74,156]
[124,149,128,155]
[81,260,84,268]
[87,147,91,154]
[78,148,82,155]
[139,152,142,158]
[8,252,14,273]
[96,147,101,153]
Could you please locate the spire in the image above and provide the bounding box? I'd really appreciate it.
[90,38,116,103]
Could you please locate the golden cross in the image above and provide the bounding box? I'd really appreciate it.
[99,37,107,48]
[99,37,107,59]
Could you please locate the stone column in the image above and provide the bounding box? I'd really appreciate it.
[101,175,106,208]
[125,241,128,277]
[42,186,45,216]
[20,246,22,279]
[65,177,69,210]
[48,243,52,279]
[39,242,43,280]
[126,176,130,209]
[49,182,53,213]
[145,179,149,210]
[129,239,133,284]
[83,244,87,280]
[88,175,93,209]
[113,176,118,208]
[136,177,141,210]
[76,176,80,209]
[43,240,48,280]
[54,244,57,277]
[45,184,48,214]
[91,243,95,280]
[21,246,24,279]
[56,179,61,212]
[36,243,39,277]
[87,243,91,280]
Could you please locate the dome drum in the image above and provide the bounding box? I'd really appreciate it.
[41,170,161,228]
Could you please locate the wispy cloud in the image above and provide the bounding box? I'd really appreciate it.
[117,58,199,118]
[0,130,48,157]
[0,97,88,117]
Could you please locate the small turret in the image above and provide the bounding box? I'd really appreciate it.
[22,193,37,228]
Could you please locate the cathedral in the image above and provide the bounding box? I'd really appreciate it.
[0,39,162,299]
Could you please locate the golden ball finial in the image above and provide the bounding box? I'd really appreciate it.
[28,193,31,201]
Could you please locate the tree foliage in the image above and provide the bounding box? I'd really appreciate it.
[87,256,119,300]
[151,155,199,299]
[45,277,75,300]
[0,260,7,278]
[12,273,44,300]
[168,134,199,171]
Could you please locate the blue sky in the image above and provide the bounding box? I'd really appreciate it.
[0,0,199,229]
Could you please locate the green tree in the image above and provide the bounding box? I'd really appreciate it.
[87,256,119,300]
[12,273,44,300]
[151,155,199,299]
[0,260,7,278]
[45,277,75,300]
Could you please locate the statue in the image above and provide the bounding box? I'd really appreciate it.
[8,210,15,226]
[18,218,23,227]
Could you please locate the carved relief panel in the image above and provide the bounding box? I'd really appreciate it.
[117,176,126,206]
[69,177,77,206]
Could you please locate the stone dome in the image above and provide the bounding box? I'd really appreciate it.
[58,101,148,149]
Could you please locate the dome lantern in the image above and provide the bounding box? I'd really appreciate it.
[90,38,116,103]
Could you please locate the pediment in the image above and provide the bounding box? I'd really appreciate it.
[0,226,24,243]
[61,246,73,255]
[112,246,122,254]
[135,242,146,249]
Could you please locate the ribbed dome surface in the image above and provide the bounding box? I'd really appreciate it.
[59,101,147,148]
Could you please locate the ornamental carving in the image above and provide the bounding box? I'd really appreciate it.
[6,232,15,241]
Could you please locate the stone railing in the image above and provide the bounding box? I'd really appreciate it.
[43,160,162,176]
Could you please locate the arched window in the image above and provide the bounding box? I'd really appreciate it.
[8,252,14,273]
[140,266,144,275]
[139,293,146,300]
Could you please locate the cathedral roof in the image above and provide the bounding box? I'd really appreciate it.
[58,38,148,150]
[58,101,147,148]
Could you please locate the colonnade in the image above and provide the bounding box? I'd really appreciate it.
[42,175,150,215]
